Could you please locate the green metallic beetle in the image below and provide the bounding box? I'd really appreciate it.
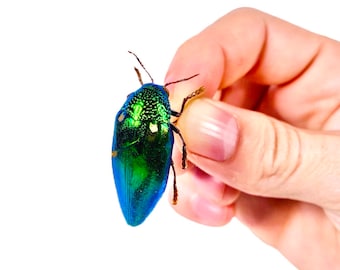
[112,51,203,226]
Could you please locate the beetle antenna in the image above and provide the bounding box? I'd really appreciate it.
[164,73,199,88]
[128,51,154,83]
[133,67,143,85]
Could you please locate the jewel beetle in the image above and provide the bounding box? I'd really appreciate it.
[112,51,203,226]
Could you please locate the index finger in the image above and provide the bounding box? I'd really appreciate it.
[165,7,321,110]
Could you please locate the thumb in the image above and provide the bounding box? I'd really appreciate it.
[177,98,340,211]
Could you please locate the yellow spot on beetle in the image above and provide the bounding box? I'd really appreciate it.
[149,123,158,133]
[118,113,125,122]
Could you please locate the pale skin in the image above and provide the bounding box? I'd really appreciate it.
[165,8,340,269]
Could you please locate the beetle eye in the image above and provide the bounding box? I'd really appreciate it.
[164,87,169,96]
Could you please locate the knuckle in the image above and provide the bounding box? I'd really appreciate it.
[259,118,302,194]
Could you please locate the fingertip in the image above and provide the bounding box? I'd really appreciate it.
[170,190,235,226]
[188,165,240,204]
[191,195,235,226]
[168,167,237,226]
[165,36,224,111]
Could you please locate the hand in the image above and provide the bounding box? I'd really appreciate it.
[165,7,340,269]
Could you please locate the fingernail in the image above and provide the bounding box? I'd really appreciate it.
[182,99,239,161]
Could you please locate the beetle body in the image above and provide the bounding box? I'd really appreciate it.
[112,51,203,226]
[112,83,173,226]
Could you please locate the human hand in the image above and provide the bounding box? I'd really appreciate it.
[165,8,340,269]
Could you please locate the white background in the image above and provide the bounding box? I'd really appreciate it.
[1,1,339,269]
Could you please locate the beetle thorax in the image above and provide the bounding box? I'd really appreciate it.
[126,84,171,123]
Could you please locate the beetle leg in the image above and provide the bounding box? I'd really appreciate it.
[171,86,204,123]
[170,160,178,205]
[170,123,187,169]
[177,87,204,115]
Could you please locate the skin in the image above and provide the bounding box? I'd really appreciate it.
[165,7,340,269]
